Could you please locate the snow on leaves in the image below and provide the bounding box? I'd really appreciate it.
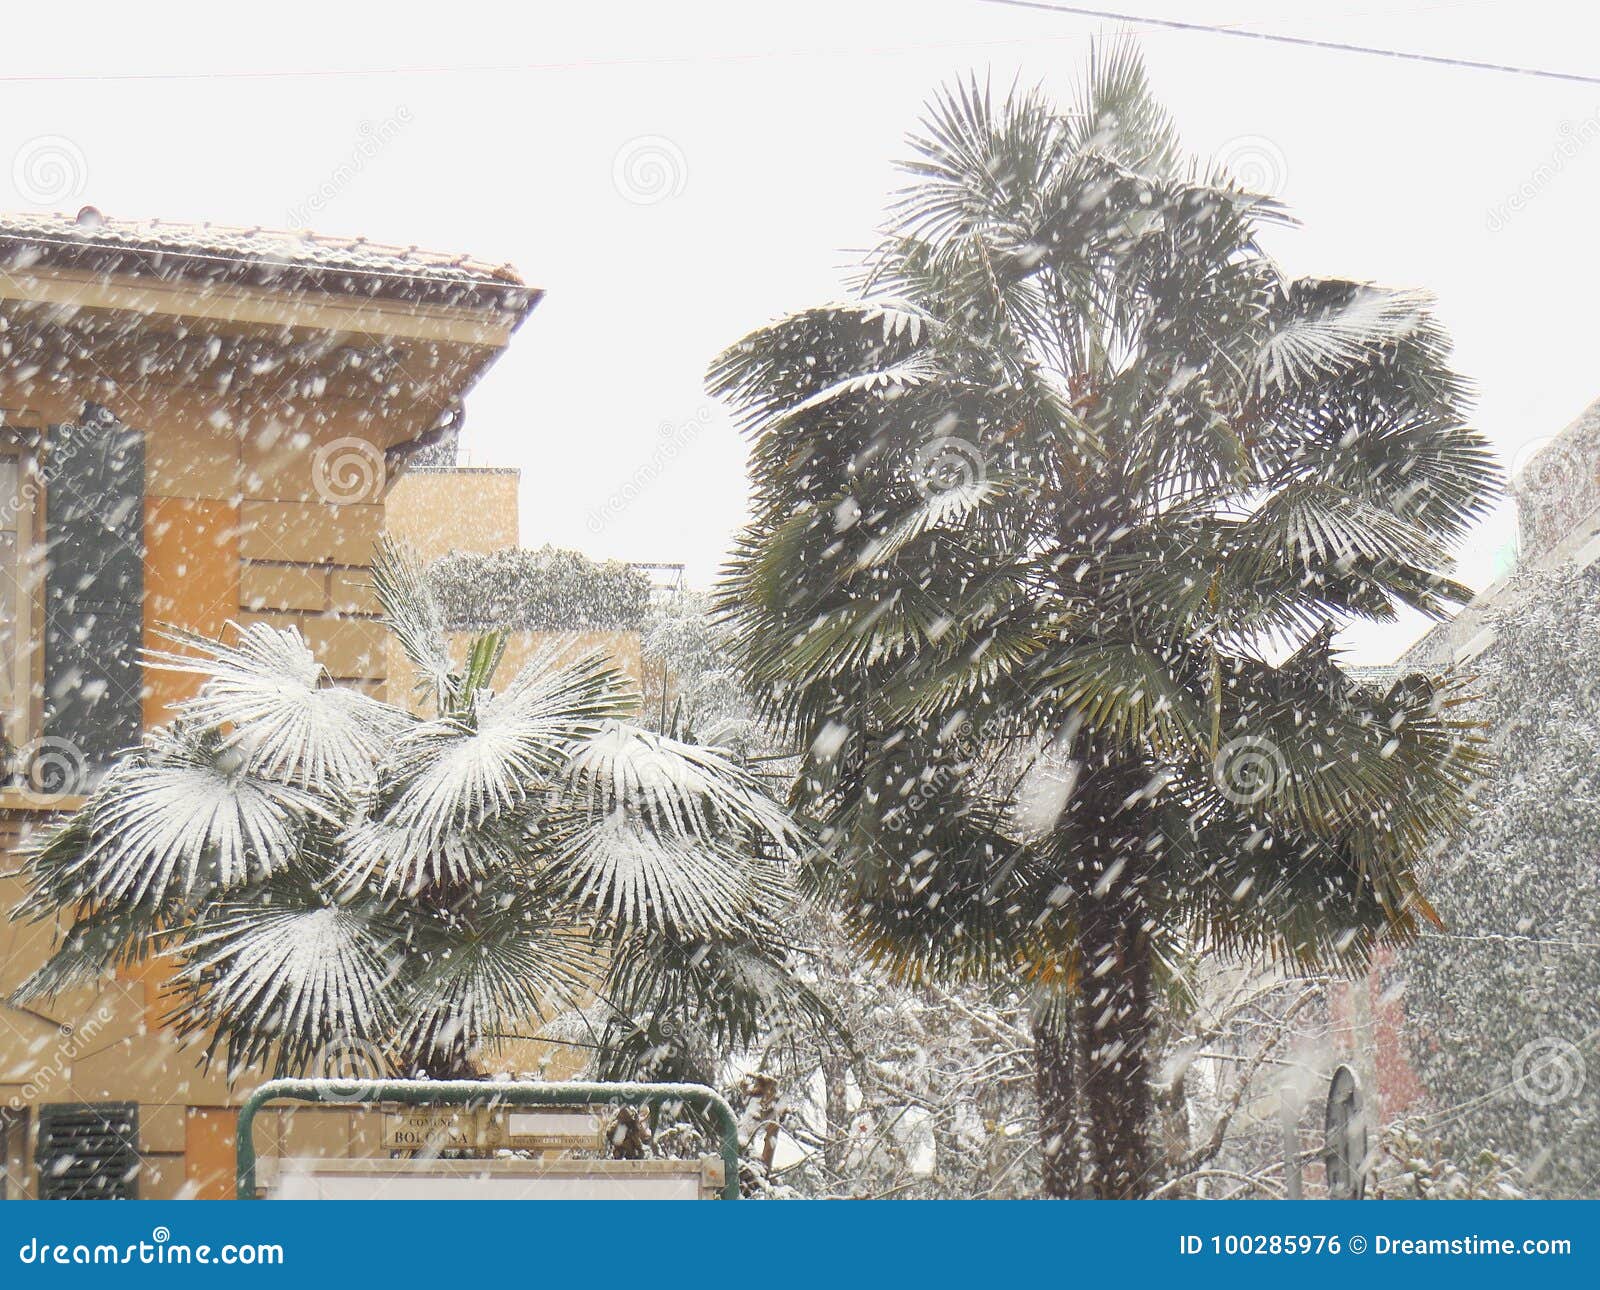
[14,542,811,1083]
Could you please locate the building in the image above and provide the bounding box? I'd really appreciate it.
[0,209,538,1197]
[384,467,646,703]
[1395,398,1600,674]
[1343,396,1600,1139]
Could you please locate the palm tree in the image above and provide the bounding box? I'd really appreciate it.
[13,540,821,1093]
[710,44,1497,1197]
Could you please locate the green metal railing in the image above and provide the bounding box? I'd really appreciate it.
[235,1079,742,1200]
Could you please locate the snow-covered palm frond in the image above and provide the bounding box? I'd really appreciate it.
[331,814,518,897]
[756,354,943,440]
[148,623,406,792]
[378,650,630,842]
[596,934,835,1078]
[1253,284,1433,394]
[739,299,939,352]
[9,904,156,1002]
[857,299,938,344]
[851,473,1007,571]
[173,902,398,1069]
[532,1001,612,1047]
[707,299,942,438]
[893,76,1067,248]
[770,298,939,346]
[77,750,329,908]
[1243,481,1450,572]
[394,908,596,1067]
[370,536,452,705]
[547,811,771,936]
[561,722,803,851]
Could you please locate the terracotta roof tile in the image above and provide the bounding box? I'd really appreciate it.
[0,209,535,315]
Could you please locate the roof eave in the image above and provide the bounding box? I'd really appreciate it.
[0,237,539,320]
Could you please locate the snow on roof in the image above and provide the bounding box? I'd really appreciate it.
[0,208,538,316]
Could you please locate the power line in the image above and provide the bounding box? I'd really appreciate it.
[1419,929,1600,953]
[981,0,1600,88]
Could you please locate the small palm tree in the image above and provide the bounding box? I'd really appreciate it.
[13,540,819,1087]
[711,44,1497,1196]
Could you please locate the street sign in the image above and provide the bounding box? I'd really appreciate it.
[1323,1064,1367,1200]
[384,1109,495,1151]
[236,1080,742,1200]
[382,1106,605,1152]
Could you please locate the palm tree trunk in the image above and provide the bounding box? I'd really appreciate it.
[1075,890,1155,1197]
[1152,1025,1195,1198]
[1032,1010,1081,1198]
[1060,752,1157,1199]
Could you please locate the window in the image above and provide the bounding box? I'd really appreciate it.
[34,1102,140,1200]
[0,409,146,790]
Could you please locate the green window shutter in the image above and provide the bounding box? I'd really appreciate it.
[43,404,145,780]
[35,1102,140,1199]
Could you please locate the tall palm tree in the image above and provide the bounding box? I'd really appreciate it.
[13,540,820,1090]
[710,44,1497,1197]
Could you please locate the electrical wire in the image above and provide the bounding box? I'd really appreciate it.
[981,0,1600,87]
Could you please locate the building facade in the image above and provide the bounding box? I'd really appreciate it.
[0,210,536,1197]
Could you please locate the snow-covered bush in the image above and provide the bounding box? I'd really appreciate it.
[429,544,649,632]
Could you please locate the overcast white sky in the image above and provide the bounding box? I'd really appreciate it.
[4,0,1598,661]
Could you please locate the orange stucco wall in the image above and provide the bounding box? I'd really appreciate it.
[143,497,241,725]
[383,467,521,561]
[0,275,514,1197]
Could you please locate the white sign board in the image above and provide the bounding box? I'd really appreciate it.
[260,1157,721,1200]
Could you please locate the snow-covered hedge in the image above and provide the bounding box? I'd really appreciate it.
[428,546,650,632]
